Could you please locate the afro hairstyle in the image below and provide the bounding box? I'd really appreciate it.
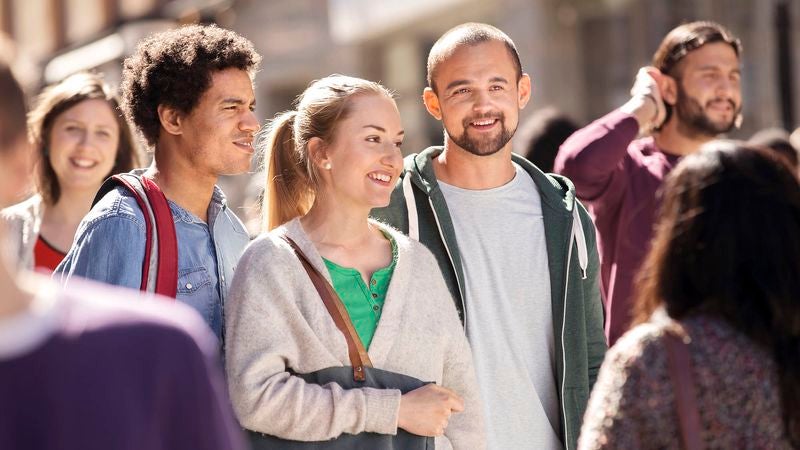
[120,24,261,148]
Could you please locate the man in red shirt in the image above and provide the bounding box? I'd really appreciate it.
[555,21,743,345]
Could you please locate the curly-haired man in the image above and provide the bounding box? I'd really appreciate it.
[56,25,261,344]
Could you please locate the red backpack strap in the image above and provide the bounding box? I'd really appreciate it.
[139,176,178,298]
[93,174,178,298]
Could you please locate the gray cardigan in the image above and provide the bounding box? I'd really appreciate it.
[224,218,485,449]
[1,195,44,271]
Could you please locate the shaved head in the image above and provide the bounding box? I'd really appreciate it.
[427,22,522,94]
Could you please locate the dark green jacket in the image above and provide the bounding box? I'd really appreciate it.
[371,147,607,450]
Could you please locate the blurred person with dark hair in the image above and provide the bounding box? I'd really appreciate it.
[748,127,799,170]
[0,43,245,450]
[556,21,743,345]
[579,142,800,449]
[516,107,578,172]
[55,25,261,341]
[1,72,142,273]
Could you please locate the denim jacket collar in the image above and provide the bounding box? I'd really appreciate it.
[168,185,228,225]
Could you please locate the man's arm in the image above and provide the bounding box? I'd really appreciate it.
[554,68,664,204]
[54,215,146,290]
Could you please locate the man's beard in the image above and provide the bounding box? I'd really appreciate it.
[674,84,741,138]
[446,112,516,157]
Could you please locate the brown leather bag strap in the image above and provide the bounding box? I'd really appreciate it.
[664,327,704,450]
[281,235,373,381]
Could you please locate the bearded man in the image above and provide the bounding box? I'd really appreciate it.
[555,21,743,345]
[373,22,606,450]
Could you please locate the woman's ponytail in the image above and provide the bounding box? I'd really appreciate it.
[262,110,314,231]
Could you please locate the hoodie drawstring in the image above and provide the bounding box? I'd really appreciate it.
[572,206,588,279]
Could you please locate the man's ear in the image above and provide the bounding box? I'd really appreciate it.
[518,73,532,109]
[307,137,331,170]
[660,75,678,107]
[422,87,442,121]
[157,104,183,136]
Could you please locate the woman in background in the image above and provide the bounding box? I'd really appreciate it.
[579,141,799,449]
[1,71,141,272]
[225,75,484,449]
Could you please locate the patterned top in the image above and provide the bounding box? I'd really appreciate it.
[579,312,792,449]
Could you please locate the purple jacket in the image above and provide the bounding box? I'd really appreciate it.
[555,110,680,345]
[0,278,246,450]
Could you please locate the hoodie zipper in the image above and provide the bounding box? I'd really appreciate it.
[560,212,577,450]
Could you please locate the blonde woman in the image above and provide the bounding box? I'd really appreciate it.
[225,75,485,449]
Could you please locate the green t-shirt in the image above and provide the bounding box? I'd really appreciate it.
[323,235,397,350]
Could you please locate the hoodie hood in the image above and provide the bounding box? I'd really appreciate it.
[405,147,579,214]
[401,146,588,278]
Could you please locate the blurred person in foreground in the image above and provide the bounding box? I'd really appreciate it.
[515,106,578,173]
[0,45,245,450]
[556,21,743,345]
[226,75,484,448]
[1,72,141,273]
[55,25,260,341]
[748,127,798,171]
[579,142,800,449]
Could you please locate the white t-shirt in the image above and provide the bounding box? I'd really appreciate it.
[439,163,561,449]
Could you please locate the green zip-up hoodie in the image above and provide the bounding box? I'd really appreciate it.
[371,147,607,450]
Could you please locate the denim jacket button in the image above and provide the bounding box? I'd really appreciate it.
[186,283,193,290]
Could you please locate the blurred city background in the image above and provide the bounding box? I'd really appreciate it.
[2,0,798,226]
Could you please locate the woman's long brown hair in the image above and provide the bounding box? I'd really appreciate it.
[635,142,800,447]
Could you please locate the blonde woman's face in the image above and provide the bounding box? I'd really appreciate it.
[317,93,404,211]
[48,99,119,196]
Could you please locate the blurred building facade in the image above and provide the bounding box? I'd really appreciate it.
[2,0,798,212]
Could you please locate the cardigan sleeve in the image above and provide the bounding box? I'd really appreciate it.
[224,236,402,441]
[441,325,486,449]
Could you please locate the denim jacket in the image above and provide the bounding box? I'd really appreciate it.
[54,185,250,342]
